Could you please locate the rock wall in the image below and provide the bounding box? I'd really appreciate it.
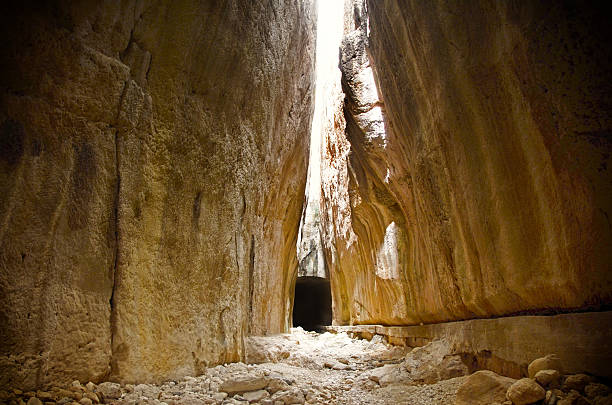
[321,0,411,325]
[0,0,315,389]
[322,0,612,325]
[328,311,612,379]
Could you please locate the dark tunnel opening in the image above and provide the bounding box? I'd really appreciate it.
[293,276,332,332]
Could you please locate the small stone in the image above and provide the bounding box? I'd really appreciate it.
[261,400,274,405]
[36,392,52,400]
[271,388,305,405]
[558,390,590,405]
[84,392,99,403]
[337,357,349,365]
[536,370,562,388]
[243,389,269,402]
[553,389,566,401]
[68,391,83,401]
[85,383,95,392]
[212,392,227,401]
[529,355,564,378]
[585,383,611,399]
[26,398,42,405]
[507,378,546,405]
[133,384,159,398]
[79,398,93,405]
[563,374,594,393]
[220,375,268,394]
[71,381,82,389]
[545,390,557,405]
[96,382,122,400]
[266,378,289,394]
[13,390,23,395]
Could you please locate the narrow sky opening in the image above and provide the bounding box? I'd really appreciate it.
[305,0,345,206]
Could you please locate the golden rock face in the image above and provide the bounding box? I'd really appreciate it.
[0,0,315,388]
[321,0,612,326]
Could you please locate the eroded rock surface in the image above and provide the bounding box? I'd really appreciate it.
[0,0,315,388]
[322,0,612,326]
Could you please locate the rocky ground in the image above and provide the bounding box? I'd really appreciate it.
[2,328,611,405]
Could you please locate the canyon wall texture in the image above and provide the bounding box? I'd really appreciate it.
[323,0,612,326]
[0,0,315,389]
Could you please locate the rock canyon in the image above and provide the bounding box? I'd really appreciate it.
[1,1,611,404]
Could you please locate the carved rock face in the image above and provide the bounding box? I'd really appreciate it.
[0,0,315,387]
[321,0,612,326]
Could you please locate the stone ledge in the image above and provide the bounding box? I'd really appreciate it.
[326,311,612,379]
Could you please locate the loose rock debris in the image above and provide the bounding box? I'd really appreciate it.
[3,328,611,405]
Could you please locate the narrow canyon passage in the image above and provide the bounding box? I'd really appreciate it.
[1,0,612,405]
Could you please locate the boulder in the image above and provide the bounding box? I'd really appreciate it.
[455,370,516,405]
[563,374,595,393]
[535,370,562,388]
[402,339,469,384]
[367,364,402,386]
[506,378,546,405]
[528,355,564,378]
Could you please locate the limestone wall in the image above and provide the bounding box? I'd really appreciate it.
[322,0,612,325]
[327,311,612,379]
[0,0,315,388]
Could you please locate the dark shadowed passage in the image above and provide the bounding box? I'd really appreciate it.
[293,276,332,331]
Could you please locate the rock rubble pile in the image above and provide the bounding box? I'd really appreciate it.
[2,330,610,405]
[455,354,612,405]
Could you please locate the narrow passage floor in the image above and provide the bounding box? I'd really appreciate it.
[89,328,465,405]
